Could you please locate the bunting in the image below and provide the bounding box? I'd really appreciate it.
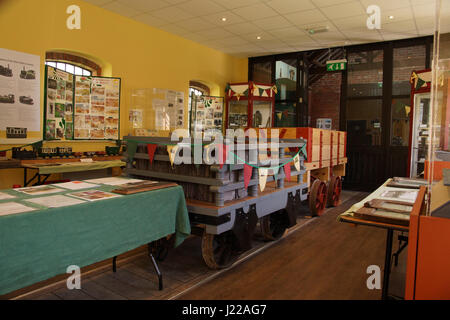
[167,145,178,167]
[284,163,291,181]
[244,164,252,189]
[218,144,229,169]
[258,168,269,192]
[127,141,138,162]
[293,154,300,171]
[147,144,157,164]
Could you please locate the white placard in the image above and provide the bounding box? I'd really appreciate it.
[0,202,35,216]
[53,181,99,190]
[0,48,41,131]
[15,185,62,196]
[24,195,86,208]
[84,177,144,186]
[0,192,15,200]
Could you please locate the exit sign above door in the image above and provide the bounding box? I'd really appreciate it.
[326,59,347,71]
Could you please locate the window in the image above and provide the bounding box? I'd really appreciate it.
[252,61,272,83]
[45,60,91,76]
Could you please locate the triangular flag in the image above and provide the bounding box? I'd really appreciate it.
[282,110,289,117]
[258,88,264,96]
[277,112,282,120]
[272,167,279,181]
[244,164,252,189]
[415,78,426,90]
[127,141,138,162]
[147,144,157,164]
[272,85,278,94]
[167,145,178,167]
[284,163,291,181]
[293,154,300,171]
[258,168,268,192]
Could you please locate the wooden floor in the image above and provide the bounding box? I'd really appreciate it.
[15,190,408,300]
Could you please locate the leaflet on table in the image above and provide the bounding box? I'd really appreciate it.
[0,192,15,200]
[45,66,74,140]
[379,188,418,203]
[15,185,63,196]
[68,190,121,202]
[0,202,35,216]
[53,181,99,190]
[84,177,144,186]
[24,195,86,208]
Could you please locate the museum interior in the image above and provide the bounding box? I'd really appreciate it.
[0,0,449,301]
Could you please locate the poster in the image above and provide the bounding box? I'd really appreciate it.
[0,48,40,131]
[192,95,223,132]
[71,76,120,140]
[46,66,73,140]
[153,88,184,130]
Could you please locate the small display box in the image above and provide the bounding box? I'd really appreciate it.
[225,81,276,130]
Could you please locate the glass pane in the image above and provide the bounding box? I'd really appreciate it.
[252,101,272,128]
[252,61,272,84]
[47,61,56,67]
[346,99,382,146]
[228,100,248,129]
[347,50,383,97]
[82,69,91,76]
[275,59,296,101]
[393,45,426,95]
[74,66,83,75]
[56,62,66,71]
[391,97,411,146]
[65,64,74,74]
[410,93,431,177]
[275,102,296,127]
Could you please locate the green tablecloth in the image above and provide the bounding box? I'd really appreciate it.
[0,183,190,295]
[24,160,126,174]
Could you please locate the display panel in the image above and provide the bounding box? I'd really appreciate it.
[252,101,272,128]
[190,95,223,133]
[44,65,121,141]
[228,100,248,129]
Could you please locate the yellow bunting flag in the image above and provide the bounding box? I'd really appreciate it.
[258,168,269,192]
[272,85,278,94]
[167,145,178,167]
[293,154,300,171]
[277,112,282,120]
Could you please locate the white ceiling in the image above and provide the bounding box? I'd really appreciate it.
[84,0,450,58]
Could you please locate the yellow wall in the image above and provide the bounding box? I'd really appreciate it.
[0,0,248,188]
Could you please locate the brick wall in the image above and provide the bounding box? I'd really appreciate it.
[308,72,342,130]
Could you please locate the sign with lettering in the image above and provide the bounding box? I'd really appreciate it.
[326,59,347,71]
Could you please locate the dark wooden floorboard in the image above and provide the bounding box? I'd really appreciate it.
[177,192,407,300]
[16,190,408,300]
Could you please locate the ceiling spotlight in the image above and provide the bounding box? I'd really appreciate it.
[256,36,261,40]
[388,15,394,20]
[221,17,227,21]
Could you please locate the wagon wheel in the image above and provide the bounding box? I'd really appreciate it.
[201,231,238,269]
[327,176,342,207]
[309,179,328,216]
[261,210,287,241]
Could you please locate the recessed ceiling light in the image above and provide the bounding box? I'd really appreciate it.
[256,36,261,40]
[221,17,227,22]
[388,15,394,20]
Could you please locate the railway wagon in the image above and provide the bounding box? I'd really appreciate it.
[123,136,308,269]
[266,127,347,216]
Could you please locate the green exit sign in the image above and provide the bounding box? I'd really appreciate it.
[326,59,347,71]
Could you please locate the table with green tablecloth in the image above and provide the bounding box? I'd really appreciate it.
[0,183,190,296]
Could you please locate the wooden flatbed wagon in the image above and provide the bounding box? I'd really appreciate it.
[275,127,347,216]
[123,136,308,269]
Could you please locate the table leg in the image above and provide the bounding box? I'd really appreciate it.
[23,167,27,187]
[382,229,394,300]
[112,256,117,272]
[150,253,163,291]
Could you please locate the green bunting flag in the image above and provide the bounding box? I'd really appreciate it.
[415,78,426,91]
[127,141,138,162]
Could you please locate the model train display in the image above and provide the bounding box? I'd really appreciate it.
[11,146,122,160]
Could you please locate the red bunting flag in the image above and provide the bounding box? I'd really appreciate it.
[218,144,229,169]
[147,144,157,164]
[244,164,252,189]
[284,163,291,181]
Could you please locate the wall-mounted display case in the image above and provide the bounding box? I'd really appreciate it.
[189,94,224,134]
[225,81,275,130]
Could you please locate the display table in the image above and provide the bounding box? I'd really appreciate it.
[338,179,425,300]
[0,183,190,295]
[22,159,126,186]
